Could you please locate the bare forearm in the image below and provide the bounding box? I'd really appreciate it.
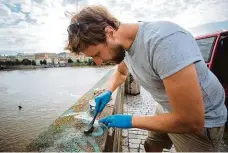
[107,70,127,92]
[132,114,204,134]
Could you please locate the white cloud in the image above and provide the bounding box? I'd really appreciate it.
[0,3,11,16]
[17,20,29,28]
[21,3,31,12]
[8,0,29,4]
[0,12,25,25]
[0,0,228,55]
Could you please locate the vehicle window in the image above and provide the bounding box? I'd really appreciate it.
[196,37,216,62]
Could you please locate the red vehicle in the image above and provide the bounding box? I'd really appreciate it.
[196,30,228,106]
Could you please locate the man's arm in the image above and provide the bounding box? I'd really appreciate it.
[132,64,204,134]
[107,61,128,92]
[94,61,128,114]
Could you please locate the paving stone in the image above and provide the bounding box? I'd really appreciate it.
[130,148,138,152]
[129,130,138,134]
[141,139,145,144]
[137,131,144,135]
[123,104,127,109]
[128,134,139,139]
[122,137,128,146]
[136,135,147,139]
[170,146,176,153]
[122,146,129,152]
[129,128,140,131]
[143,131,148,136]
[122,87,157,152]
[122,129,128,137]
[129,138,141,144]
[140,144,144,150]
[129,143,139,149]
[163,148,171,152]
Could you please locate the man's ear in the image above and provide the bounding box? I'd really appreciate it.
[105,26,115,40]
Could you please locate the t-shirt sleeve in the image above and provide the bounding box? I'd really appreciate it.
[152,31,203,80]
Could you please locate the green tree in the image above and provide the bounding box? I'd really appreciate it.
[43,59,47,65]
[88,58,92,65]
[88,58,95,66]
[68,58,73,63]
[11,61,16,65]
[15,59,20,65]
[21,59,31,65]
[5,61,12,66]
[76,59,80,63]
[32,60,36,66]
[40,60,43,65]
[28,60,32,65]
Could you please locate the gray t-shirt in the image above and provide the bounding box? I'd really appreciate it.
[124,21,227,127]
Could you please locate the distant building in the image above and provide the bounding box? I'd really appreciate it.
[35,53,52,65]
[58,57,67,64]
[8,56,17,61]
[48,53,58,65]
[58,52,70,59]
[0,55,7,62]
[69,53,78,62]
[58,57,67,67]
[69,52,90,62]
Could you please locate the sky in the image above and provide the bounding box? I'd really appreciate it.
[0,0,228,55]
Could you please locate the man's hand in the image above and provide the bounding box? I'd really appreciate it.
[94,90,112,114]
[99,114,133,128]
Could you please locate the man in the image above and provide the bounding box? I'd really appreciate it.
[66,5,227,152]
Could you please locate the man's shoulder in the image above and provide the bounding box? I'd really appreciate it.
[143,20,184,30]
[141,21,189,40]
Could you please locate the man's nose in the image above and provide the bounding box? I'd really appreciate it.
[93,57,103,66]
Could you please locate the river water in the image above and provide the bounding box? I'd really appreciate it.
[0,67,111,151]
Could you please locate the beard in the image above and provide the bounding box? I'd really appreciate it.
[110,44,126,64]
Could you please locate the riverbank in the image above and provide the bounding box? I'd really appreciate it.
[0,65,44,70]
[0,64,114,71]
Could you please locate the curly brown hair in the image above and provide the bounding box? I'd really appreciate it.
[65,5,121,54]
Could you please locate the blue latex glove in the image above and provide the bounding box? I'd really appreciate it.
[94,90,112,114]
[99,114,133,129]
